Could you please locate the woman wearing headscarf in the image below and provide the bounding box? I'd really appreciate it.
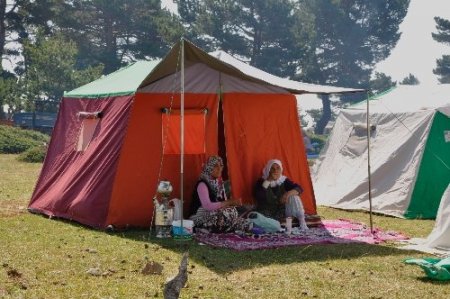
[190,156,251,233]
[254,159,308,230]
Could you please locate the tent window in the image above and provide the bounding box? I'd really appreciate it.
[340,123,376,157]
[351,123,376,138]
[162,108,207,155]
[76,111,102,152]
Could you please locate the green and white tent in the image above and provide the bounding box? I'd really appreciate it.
[313,85,450,219]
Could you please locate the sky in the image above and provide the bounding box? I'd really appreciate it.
[376,0,450,85]
[161,0,177,12]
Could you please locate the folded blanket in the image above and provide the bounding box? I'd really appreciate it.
[248,211,282,233]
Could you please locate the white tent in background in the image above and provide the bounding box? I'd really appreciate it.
[313,85,450,219]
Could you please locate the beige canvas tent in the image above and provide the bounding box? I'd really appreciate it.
[313,85,450,219]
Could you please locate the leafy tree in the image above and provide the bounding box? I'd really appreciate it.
[432,17,450,83]
[0,76,25,117]
[49,0,183,73]
[1,0,67,116]
[0,0,58,74]
[400,73,419,85]
[0,0,22,74]
[20,32,103,109]
[369,72,396,95]
[3,0,183,76]
[0,0,6,65]
[1,1,185,118]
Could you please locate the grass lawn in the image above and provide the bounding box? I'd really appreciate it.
[0,154,448,298]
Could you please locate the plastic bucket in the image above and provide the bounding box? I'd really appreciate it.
[172,219,194,237]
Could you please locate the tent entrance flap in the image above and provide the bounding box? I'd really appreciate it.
[162,108,207,155]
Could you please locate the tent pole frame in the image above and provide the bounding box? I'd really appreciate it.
[180,38,185,230]
[366,91,374,233]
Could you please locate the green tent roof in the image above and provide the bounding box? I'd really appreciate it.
[64,60,160,98]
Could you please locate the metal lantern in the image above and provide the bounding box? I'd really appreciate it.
[154,180,174,238]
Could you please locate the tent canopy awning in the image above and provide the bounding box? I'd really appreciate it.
[138,39,365,95]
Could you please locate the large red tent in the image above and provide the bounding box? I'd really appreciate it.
[28,40,362,229]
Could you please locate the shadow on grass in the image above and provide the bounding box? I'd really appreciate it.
[24,213,418,275]
[416,277,450,284]
[118,228,415,275]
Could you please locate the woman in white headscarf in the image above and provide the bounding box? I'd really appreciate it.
[254,159,308,230]
[190,155,251,233]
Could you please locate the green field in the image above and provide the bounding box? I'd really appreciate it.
[0,154,447,298]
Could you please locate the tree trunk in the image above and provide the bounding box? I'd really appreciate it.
[0,0,6,71]
[249,5,262,66]
[103,11,119,74]
[315,94,331,135]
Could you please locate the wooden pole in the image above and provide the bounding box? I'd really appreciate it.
[180,38,185,229]
[366,91,374,233]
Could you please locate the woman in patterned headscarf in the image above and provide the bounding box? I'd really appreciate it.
[190,156,251,233]
[254,159,308,230]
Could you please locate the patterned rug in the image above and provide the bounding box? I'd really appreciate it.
[194,219,409,251]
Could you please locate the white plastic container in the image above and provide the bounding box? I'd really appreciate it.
[170,198,182,221]
[172,219,194,236]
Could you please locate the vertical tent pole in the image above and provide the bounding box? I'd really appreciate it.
[180,38,185,229]
[366,91,373,233]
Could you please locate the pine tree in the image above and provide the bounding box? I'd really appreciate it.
[400,73,419,85]
[432,17,450,84]
[175,0,313,77]
[300,0,409,133]
[369,72,396,95]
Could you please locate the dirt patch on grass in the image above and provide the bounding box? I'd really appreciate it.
[4,265,28,290]
[0,199,28,218]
